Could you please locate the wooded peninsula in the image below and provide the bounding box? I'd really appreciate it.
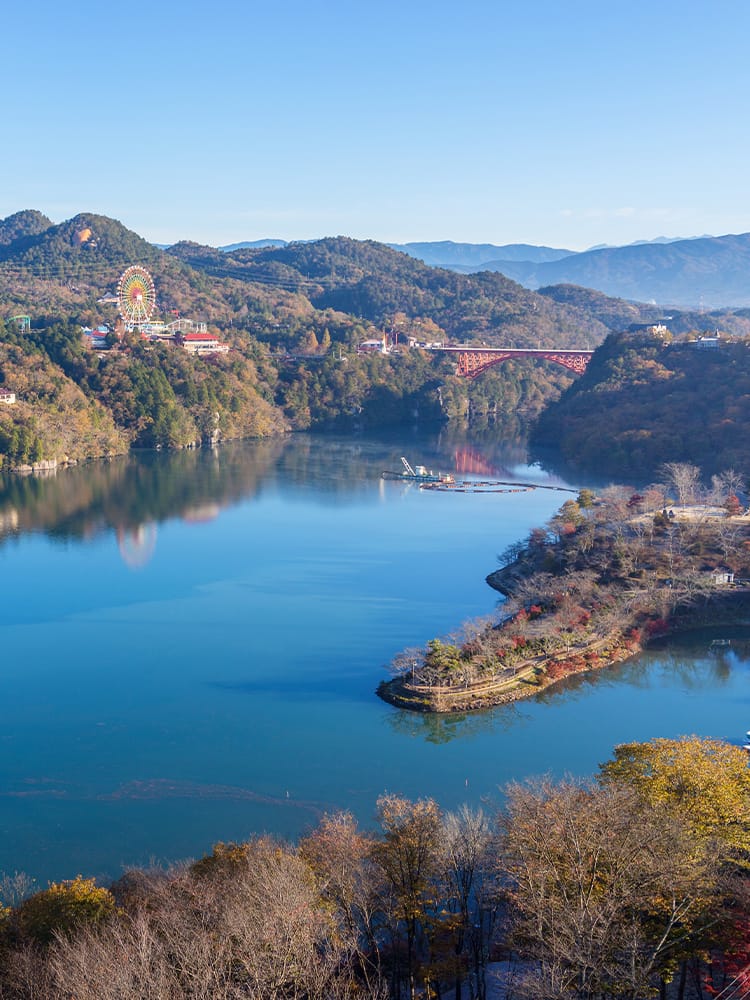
[380,467,750,714]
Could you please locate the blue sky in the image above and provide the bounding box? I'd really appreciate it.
[3,0,749,249]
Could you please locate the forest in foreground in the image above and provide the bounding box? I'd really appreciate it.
[0,737,748,1000]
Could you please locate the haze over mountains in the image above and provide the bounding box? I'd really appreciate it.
[463,233,750,308]
[217,232,750,309]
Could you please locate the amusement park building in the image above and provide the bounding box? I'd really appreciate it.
[179,333,229,356]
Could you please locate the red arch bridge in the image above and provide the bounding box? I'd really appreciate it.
[434,346,594,379]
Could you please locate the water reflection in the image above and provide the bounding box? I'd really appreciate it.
[0,440,282,541]
[386,703,523,744]
[116,524,158,569]
[0,430,585,560]
[531,633,746,709]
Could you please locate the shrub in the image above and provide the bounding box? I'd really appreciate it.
[16,876,116,944]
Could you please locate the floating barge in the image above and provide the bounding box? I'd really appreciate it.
[381,457,455,484]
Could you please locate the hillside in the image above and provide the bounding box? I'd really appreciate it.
[473,232,750,308]
[167,235,612,348]
[6,211,744,350]
[531,330,750,476]
[0,213,331,332]
[537,284,750,339]
[0,213,611,349]
[7,210,750,470]
[0,317,289,468]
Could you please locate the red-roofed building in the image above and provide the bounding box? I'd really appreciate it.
[178,333,230,356]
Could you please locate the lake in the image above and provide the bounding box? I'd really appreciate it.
[0,429,748,887]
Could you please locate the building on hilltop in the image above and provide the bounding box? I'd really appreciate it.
[0,388,16,404]
[690,334,721,349]
[627,322,670,337]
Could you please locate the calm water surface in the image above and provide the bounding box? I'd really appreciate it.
[0,430,748,885]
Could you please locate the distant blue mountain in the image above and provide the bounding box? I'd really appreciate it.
[173,230,750,308]
[469,233,750,308]
[389,240,574,269]
[218,239,288,251]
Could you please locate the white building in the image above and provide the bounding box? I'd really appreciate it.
[180,333,230,356]
[358,339,387,354]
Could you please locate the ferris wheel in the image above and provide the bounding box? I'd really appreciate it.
[117,265,156,325]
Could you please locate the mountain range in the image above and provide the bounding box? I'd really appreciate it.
[214,232,750,309]
[0,210,625,349]
[457,233,750,308]
[2,210,750,337]
[3,209,750,470]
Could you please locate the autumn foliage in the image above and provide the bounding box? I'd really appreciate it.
[0,739,747,999]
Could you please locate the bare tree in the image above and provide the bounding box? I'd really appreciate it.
[497,539,526,568]
[388,646,425,683]
[438,806,499,1000]
[709,468,745,504]
[498,778,720,1000]
[0,872,36,909]
[300,812,387,998]
[660,462,702,506]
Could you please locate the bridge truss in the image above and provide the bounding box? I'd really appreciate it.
[436,346,594,379]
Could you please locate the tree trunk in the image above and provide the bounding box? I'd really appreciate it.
[676,958,687,1000]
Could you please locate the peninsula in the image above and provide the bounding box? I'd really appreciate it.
[379,470,750,713]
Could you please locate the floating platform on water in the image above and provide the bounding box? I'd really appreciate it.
[381,470,454,483]
[420,479,576,494]
[381,456,454,484]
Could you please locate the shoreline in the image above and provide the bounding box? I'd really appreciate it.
[378,577,750,716]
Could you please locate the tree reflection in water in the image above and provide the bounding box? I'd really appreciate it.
[386,702,523,745]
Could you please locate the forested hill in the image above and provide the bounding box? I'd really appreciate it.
[0,212,322,325]
[0,212,616,347]
[167,235,615,348]
[7,209,750,472]
[3,210,745,350]
[536,284,750,339]
[170,235,750,345]
[0,212,162,272]
[531,331,750,477]
[0,209,53,247]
